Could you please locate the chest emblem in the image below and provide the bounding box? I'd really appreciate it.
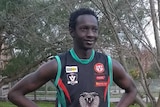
[67,73,78,85]
[66,66,78,85]
[94,63,105,73]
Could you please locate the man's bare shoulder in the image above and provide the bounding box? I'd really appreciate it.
[35,58,58,80]
[112,59,128,79]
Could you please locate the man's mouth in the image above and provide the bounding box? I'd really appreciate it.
[87,41,94,44]
[85,40,95,44]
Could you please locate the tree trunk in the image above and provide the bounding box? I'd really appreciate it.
[150,0,160,65]
[97,0,152,106]
[156,1,160,106]
[99,0,129,72]
[135,95,147,107]
[150,0,160,106]
[156,92,160,107]
[34,91,37,101]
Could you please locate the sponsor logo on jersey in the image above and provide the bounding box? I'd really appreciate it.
[95,82,108,87]
[67,73,78,85]
[96,76,105,80]
[94,63,105,73]
[66,66,78,73]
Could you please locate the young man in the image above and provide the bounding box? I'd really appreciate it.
[8,8,137,107]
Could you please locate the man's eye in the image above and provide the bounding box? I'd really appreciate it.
[92,28,98,32]
[81,27,88,31]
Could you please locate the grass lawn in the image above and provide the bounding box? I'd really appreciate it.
[0,101,55,107]
[0,101,150,107]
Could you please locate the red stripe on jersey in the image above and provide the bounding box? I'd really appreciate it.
[104,77,110,102]
[58,79,71,103]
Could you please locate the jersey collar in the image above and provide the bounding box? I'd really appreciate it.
[69,48,95,64]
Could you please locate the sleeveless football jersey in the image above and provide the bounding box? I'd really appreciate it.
[52,49,112,107]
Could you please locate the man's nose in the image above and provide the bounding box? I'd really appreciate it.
[87,29,94,37]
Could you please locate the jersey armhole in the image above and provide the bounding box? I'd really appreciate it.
[53,55,62,86]
[107,55,113,107]
[51,56,65,107]
[107,55,113,85]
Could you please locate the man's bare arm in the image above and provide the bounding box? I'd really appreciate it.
[8,59,57,107]
[112,59,137,107]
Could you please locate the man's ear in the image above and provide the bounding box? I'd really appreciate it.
[69,27,75,38]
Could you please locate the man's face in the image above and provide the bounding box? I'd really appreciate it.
[72,15,98,50]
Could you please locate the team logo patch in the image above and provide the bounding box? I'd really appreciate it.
[67,73,78,85]
[79,92,100,107]
[66,66,78,73]
[94,63,105,73]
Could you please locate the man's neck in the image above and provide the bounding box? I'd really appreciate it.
[73,48,93,59]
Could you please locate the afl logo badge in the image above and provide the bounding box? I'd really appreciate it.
[94,63,105,73]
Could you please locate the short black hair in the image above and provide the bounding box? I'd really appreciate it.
[69,8,98,30]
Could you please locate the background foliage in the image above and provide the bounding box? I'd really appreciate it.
[0,0,160,106]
